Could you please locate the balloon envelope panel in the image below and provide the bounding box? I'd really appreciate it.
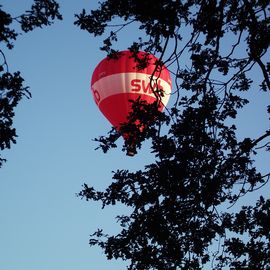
[91,51,172,131]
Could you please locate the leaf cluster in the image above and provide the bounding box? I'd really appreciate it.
[0,0,62,167]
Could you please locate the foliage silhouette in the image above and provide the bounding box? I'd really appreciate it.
[76,1,270,269]
[0,0,62,167]
[75,1,270,269]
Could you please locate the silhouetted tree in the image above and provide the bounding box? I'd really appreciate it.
[76,1,270,269]
[0,0,62,167]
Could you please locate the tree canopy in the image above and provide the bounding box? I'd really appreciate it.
[0,0,62,167]
[75,1,270,269]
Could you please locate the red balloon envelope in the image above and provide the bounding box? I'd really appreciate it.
[91,50,172,137]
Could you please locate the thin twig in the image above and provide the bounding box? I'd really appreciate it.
[0,49,9,72]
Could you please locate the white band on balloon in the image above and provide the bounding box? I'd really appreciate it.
[91,72,172,107]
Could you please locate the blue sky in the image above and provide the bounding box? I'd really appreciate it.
[0,1,269,270]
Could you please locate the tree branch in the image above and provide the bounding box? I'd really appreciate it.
[244,0,270,91]
[252,129,270,147]
[0,49,9,72]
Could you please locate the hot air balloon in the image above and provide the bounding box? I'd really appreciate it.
[91,50,172,156]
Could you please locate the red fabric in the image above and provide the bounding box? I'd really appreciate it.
[90,50,171,136]
[91,51,171,86]
[98,93,159,130]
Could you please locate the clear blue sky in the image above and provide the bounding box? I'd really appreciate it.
[0,1,269,270]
